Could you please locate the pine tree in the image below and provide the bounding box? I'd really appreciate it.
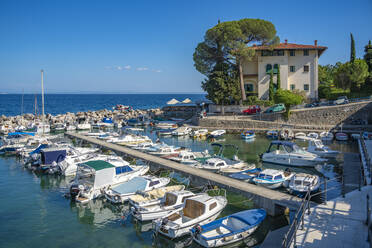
[350,33,356,63]
[276,64,281,91]
[269,70,274,100]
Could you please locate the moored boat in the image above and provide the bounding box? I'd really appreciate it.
[241,130,255,140]
[131,190,194,222]
[319,131,334,141]
[287,173,320,196]
[261,141,327,167]
[335,132,348,141]
[154,193,227,238]
[191,208,266,247]
[252,169,293,189]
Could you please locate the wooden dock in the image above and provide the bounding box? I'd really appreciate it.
[65,132,302,216]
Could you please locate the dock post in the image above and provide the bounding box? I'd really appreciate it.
[342,174,345,198]
[367,194,370,226]
[323,177,327,204]
[294,218,297,248]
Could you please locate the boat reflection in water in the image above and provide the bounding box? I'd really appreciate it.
[72,199,128,227]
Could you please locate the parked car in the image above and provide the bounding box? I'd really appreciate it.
[242,105,261,115]
[333,96,349,105]
[264,104,285,113]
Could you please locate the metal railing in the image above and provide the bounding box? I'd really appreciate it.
[361,137,372,185]
[367,194,372,248]
[282,175,344,248]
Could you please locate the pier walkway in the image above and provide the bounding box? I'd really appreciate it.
[293,185,371,248]
[65,132,302,216]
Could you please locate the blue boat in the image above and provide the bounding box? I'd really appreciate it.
[241,130,255,140]
[228,168,262,182]
[191,209,266,247]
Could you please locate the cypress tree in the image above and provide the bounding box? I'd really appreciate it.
[276,64,281,90]
[350,33,356,63]
[269,70,274,100]
[364,40,372,72]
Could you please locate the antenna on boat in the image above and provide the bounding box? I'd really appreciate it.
[41,69,45,135]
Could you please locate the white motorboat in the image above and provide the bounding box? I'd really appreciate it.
[279,128,294,140]
[52,123,66,131]
[208,130,226,138]
[57,152,109,176]
[319,131,334,141]
[252,169,293,189]
[131,190,194,221]
[154,194,227,239]
[132,141,155,151]
[196,157,251,173]
[70,159,149,203]
[154,121,178,130]
[287,173,320,196]
[335,132,348,141]
[261,141,327,167]
[148,145,183,156]
[107,134,151,146]
[35,123,51,134]
[307,139,340,158]
[14,125,27,132]
[129,185,186,208]
[171,126,192,136]
[104,176,170,204]
[192,129,209,138]
[307,132,318,139]
[65,124,76,131]
[191,209,266,247]
[166,150,210,165]
[76,122,91,130]
[294,132,307,139]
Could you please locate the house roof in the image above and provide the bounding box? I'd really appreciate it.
[251,42,327,51]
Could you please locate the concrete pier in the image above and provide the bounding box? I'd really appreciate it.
[293,186,371,248]
[65,132,302,216]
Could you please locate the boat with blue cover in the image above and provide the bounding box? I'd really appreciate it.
[228,168,262,182]
[191,208,266,247]
[241,130,255,140]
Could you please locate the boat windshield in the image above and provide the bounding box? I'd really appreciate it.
[294,180,303,186]
[164,193,178,206]
[290,144,307,154]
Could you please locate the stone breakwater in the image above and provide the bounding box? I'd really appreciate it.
[0,107,164,127]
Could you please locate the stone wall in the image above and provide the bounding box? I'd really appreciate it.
[197,101,372,132]
[252,101,372,126]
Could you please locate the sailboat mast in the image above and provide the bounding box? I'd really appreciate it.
[41,69,45,135]
[21,89,24,116]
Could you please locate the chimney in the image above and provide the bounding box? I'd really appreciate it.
[285,39,288,44]
[314,40,318,46]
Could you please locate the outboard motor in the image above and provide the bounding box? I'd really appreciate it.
[70,184,83,200]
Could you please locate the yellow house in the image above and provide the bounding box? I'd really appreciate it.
[242,40,327,100]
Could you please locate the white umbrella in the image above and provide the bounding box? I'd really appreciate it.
[166,98,180,105]
[182,98,192,103]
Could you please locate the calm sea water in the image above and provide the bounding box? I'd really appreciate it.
[0,131,358,248]
[0,94,206,116]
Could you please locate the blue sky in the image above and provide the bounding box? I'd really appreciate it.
[0,0,371,94]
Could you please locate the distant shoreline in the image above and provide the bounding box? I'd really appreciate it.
[0,92,206,95]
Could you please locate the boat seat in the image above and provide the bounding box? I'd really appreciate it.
[167,212,181,221]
